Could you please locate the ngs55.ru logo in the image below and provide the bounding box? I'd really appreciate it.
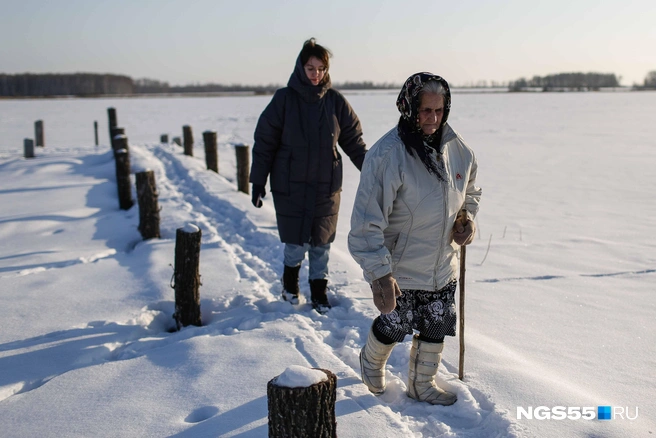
[517,406,638,421]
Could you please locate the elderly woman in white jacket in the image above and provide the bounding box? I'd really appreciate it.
[348,72,482,406]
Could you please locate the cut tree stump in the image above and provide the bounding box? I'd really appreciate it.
[183,125,194,156]
[136,170,160,240]
[24,138,35,158]
[107,107,117,145]
[235,144,250,194]
[114,141,134,210]
[173,225,202,329]
[203,130,218,173]
[111,127,126,154]
[267,368,337,438]
[35,120,44,147]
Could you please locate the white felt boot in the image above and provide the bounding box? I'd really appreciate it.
[407,335,457,405]
[359,327,396,394]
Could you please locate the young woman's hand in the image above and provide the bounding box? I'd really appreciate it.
[251,184,266,208]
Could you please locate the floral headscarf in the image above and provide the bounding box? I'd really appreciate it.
[396,72,451,180]
[396,72,451,133]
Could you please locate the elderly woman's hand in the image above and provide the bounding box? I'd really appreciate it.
[371,273,402,314]
[453,210,476,246]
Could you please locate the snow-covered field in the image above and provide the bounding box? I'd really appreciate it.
[1,90,655,437]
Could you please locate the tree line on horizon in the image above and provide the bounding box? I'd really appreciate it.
[0,73,399,97]
[132,77,400,94]
[509,72,620,91]
[2,71,656,97]
[0,73,133,97]
[508,71,656,91]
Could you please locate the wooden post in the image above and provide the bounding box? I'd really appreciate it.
[235,143,250,194]
[94,121,99,146]
[111,127,126,154]
[173,225,202,329]
[136,170,161,240]
[107,107,117,145]
[24,138,35,158]
[202,130,218,173]
[458,245,466,381]
[172,137,182,146]
[183,125,194,156]
[114,135,134,210]
[34,120,44,147]
[160,134,168,144]
[267,368,337,437]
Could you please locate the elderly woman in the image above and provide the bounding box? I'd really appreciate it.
[250,38,367,313]
[348,72,481,405]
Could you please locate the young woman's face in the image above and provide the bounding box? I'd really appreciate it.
[304,56,327,86]
[417,93,445,135]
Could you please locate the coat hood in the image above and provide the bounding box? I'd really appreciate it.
[287,55,332,103]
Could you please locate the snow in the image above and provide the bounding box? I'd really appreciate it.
[1,90,655,437]
[273,365,329,388]
[182,223,200,234]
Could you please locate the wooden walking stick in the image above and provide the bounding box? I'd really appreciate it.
[458,244,466,380]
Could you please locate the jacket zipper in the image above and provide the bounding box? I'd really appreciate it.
[434,181,448,290]
[432,144,450,290]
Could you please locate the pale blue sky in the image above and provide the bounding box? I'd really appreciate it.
[2,0,655,86]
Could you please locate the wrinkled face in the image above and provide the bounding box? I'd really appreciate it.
[304,56,327,86]
[417,93,445,135]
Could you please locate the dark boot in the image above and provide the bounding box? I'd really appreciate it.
[281,265,301,304]
[309,279,331,314]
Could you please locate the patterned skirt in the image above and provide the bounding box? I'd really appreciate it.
[374,280,457,343]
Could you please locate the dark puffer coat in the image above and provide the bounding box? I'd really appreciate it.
[250,55,367,246]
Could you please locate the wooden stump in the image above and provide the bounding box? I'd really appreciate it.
[114,136,134,210]
[94,121,99,146]
[173,225,202,329]
[35,120,44,147]
[235,144,250,194]
[172,136,182,146]
[136,170,160,240]
[160,134,169,144]
[267,368,337,438]
[24,138,35,158]
[183,125,194,156]
[203,130,218,173]
[111,127,126,154]
[107,107,117,145]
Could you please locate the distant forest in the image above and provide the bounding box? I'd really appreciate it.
[0,73,397,97]
[2,71,656,97]
[0,73,134,97]
[508,72,620,91]
[132,78,399,94]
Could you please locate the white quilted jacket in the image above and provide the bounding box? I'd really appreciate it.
[348,124,481,290]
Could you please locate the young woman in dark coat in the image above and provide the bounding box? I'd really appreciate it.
[250,38,367,313]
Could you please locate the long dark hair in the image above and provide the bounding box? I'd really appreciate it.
[299,38,331,77]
